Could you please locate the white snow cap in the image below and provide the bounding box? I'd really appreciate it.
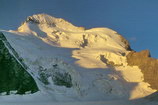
[24,14,85,31]
[18,13,130,51]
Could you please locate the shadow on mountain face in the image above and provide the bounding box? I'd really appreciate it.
[0,29,158,104]
[128,91,158,105]
[0,32,38,95]
[143,91,158,101]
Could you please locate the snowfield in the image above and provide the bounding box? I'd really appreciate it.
[0,14,157,105]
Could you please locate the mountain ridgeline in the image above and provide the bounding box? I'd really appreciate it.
[0,32,38,94]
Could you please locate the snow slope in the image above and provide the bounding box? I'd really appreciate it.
[0,14,157,105]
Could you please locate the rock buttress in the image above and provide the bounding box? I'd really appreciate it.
[127,50,158,90]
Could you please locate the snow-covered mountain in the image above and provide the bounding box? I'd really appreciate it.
[0,14,157,105]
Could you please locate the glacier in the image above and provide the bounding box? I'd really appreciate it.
[0,14,157,105]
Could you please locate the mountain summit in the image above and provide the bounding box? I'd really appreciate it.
[0,14,157,104]
[19,14,85,32]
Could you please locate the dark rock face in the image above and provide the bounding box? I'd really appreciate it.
[26,16,40,24]
[0,32,38,95]
[117,34,132,50]
[127,50,158,90]
[38,66,72,88]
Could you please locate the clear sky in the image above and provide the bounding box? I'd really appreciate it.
[0,0,158,58]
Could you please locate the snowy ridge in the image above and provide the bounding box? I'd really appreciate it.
[21,14,85,32]
[0,14,156,104]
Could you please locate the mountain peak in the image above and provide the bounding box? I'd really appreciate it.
[25,14,59,25]
[19,13,85,32]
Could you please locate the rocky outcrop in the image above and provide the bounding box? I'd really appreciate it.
[118,34,132,50]
[127,50,158,90]
[0,32,38,95]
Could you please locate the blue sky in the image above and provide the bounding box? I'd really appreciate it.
[0,0,158,58]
